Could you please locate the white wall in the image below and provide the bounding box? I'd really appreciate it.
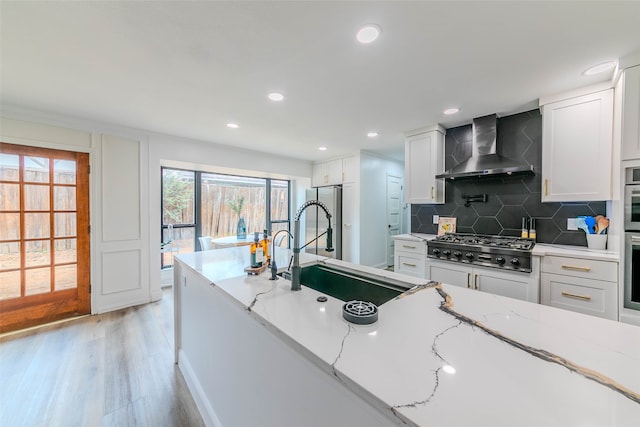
[1,106,312,313]
[358,151,405,268]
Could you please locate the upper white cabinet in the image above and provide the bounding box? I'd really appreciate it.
[312,156,356,187]
[621,65,640,160]
[540,88,613,202]
[341,156,357,183]
[404,125,446,204]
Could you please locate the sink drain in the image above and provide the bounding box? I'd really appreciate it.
[342,300,378,325]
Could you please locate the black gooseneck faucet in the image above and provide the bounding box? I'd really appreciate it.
[290,200,334,291]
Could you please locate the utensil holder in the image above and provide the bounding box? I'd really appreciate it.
[586,234,607,250]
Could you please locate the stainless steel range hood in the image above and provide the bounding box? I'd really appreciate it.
[436,114,534,180]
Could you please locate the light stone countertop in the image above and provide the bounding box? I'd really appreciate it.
[176,247,639,426]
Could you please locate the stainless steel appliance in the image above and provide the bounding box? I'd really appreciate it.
[435,114,534,180]
[624,167,640,311]
[304,186,342,259]
[427,233,535,273]
[624,234,640,311]
[624,167,640,231]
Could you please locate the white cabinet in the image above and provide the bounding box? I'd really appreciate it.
[393,237,427,278]
[540,88,613,202]
[622,65,640,160]
[404,125,446,204]
[540,255,618,320]
[425,258,539,303]
[342,156,357,183]
[342,182,356,263]
[312,156,356,187]
[312,159,342,187]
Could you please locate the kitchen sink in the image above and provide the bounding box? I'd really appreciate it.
[289,263,409,306]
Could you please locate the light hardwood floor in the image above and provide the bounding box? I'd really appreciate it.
[0,287,205,427]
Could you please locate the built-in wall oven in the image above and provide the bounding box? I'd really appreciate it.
[625,234,640,310]
[624,167,640,311]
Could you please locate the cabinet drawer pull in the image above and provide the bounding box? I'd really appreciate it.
[431,186,435,199]
[467,273,471,289]
[561,291,592,301]
[402,245,417,249]
[402,262,417,267]
[544,179,549,196]
[474,274,479,290]
[561,264,591,272]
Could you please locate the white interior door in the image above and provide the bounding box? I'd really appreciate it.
[386,175,402,267]
[94,134,150,313]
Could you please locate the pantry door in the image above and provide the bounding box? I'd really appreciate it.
[0,143,90,333]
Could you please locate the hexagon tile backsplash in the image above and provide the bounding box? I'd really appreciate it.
[411,109,606,246]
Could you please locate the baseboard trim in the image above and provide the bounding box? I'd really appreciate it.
[178,349,223,427]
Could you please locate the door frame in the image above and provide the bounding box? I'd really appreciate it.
[386,174,402,268]
[0,142,90,332]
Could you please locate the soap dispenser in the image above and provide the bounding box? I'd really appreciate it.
[261,229,270,266]
[250,232,263,268]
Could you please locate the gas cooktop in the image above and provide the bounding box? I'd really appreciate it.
[432,233,535,251]
[427,233,535,272]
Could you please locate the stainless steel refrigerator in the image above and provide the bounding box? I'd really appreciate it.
[304,186,342,259]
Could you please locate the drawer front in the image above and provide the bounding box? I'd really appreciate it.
[540,273,617,320]
[395,254,425,278]
[540,255,617,282]
[394,239,426,256]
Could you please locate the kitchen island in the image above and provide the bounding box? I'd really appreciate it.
[174,247,640,427]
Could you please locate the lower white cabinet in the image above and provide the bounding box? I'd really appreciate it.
[540,255,618,320]
[393,238,426,278]
[425,258,539,303]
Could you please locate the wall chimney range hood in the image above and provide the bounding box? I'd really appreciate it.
[436,114,534,180]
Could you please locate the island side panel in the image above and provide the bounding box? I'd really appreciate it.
[175,259,399,427]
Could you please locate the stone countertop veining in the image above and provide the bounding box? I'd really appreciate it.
[176,247,639,426]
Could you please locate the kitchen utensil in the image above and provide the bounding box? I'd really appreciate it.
[597,217,609,234]
[575,217,589,234]
[584,216,596,234]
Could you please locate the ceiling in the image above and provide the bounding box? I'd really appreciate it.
[2,1,640,163]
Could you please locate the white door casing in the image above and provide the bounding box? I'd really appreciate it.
[386,174,402,267]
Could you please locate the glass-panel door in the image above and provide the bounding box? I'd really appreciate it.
[0,143,90,333]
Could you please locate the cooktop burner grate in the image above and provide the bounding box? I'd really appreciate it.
[428,233,534,272]
[433,233,535,251]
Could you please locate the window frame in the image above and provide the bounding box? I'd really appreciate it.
[160,167,291,268]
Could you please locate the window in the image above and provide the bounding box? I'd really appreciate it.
[161,168,290,268]
[200,173,267,240]
[161,169,195,268]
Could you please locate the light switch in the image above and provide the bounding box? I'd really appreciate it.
[567,218,578,231]
[433,215,439,224]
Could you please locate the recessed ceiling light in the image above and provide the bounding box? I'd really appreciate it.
[356,24,381,44]
[226,123,239,129]
[444,108,460,115]
[318,146,327,151]
[367,132,379,138]
[582,61,617,76]
[268,92,284,101]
